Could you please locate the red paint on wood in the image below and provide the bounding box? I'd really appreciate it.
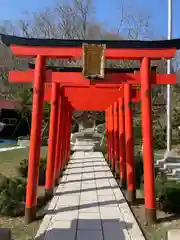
[26,56,46,212]
[118,98,126,183]
[11,45,175,60]
[141,58,156,211]
[113,102,119,171]
[45,82,59,191]
[54,87,62,182]
[8,70,176,85]
[124,84,135,193]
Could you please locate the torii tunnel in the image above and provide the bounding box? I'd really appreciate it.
[1,34,179,225]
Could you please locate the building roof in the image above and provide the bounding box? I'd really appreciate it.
[1,34,180,49]
[0,100,21,110]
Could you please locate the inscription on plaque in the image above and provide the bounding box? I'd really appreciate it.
[82,44,106,79]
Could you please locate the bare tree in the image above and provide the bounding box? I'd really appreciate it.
[0,0,155,103]
[112,0,153,40]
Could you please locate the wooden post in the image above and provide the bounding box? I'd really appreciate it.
[124,83,136,203]
[66,106,72,162]
[59,95,66,171]
[25,55,46,223]
[105,109,109,162]
[141,57,156,224]
[113,101,119,175]
[54,87,63,183]
[45,82,59,200]
[107,108,111,165]
[118,97,126,189]
[109,105,115,171]
[61,98,68,169]
[64,104,71,165]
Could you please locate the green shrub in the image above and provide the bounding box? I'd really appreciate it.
[134,151,143,189]
[72,124,78,133]
[17,157,47,185]
[42,137,48,146]
[39,157,46,186]
[0,176,26,216]
[156,179,180,213]
[153,125,166,150]
[141,167,165,191]
[18,158,29,178]
[101,133,106,158]
[134,125,142,145]
[0,174,8,188]
[134,117,166,150]
[39,157,47,169]
[153,172,180,213]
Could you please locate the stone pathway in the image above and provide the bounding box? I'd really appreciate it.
[35,151,145,240]
[0,146,26,152]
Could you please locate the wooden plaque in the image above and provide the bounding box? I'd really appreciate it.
[82,44,106,79]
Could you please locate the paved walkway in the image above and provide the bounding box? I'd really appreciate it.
[35,151,145,240]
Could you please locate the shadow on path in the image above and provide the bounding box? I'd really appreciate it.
[55,185,121,196]
[67,164,104,169]
[61,176,114,184]
[64,170,110,175]
[69,157,103,161]
[36,219,133,240]
[37,198,126,221]
[47,199,125,215]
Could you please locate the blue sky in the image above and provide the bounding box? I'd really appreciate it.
[0,0,180,39]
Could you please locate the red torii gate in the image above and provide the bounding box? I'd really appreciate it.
[43,80,142,200]
[45,85,125,110]
[29,68,142,191]
[1,34,177,225]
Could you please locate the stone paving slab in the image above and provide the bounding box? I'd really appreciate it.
[35,151,145,240]
[168,229,180,240]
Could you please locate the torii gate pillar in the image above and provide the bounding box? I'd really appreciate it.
[124,84,136,203]
[118,97,126,189]
[109,105,115,171]
[25,55,46,223]
[54,87,63,184]
[141,57,156,224]
[55,89,65,181]
[45,82,59,200]
[105,109,110,163]
[113,101,119,175]
[64,103,72,165]
[59,96,66,170]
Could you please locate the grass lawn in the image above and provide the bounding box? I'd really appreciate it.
[0,147,48,240]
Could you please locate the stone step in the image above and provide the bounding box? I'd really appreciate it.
[159,169,170,175]
[156,158,180,167]
[168,229,180,240]
[159,162,180,171]
[172,168,180,177]
[167,176,180,182]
